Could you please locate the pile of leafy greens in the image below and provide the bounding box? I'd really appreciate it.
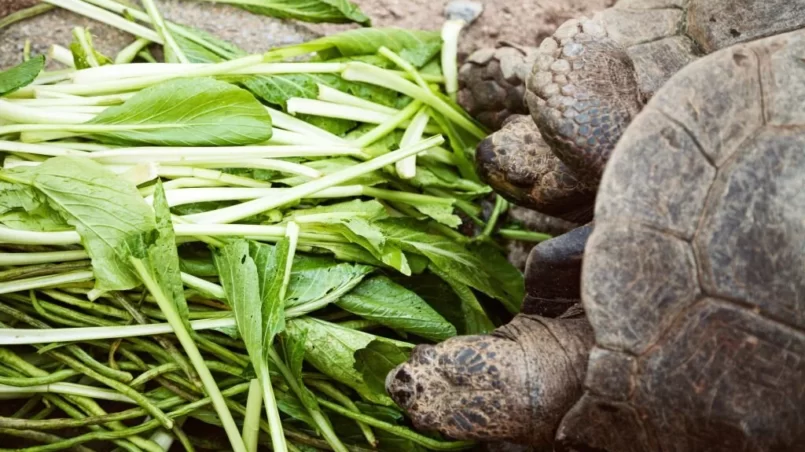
[0,1,526,451]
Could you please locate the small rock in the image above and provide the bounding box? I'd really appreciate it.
[444,1,484,24]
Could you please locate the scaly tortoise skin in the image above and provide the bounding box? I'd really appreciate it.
[386,3,805,451]
[464,0,805,222]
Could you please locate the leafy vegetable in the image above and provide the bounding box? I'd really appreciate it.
[3,157,156,292]
[0,54,44,96]
[269,28,443,68]
[353,340,409,396]
[88,77,273,146]
[338,276,456,341]
[286,317,410,405]
[196,0,371,25]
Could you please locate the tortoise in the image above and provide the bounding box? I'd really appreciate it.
[385,1,805,451]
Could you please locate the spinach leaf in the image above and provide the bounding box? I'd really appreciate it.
[468,242,524,313]
[0,55,44,97]
[337,276,456,341]
[194,0,370,25]
[413,203,461,228]
[250,240,289,347]
[428,266,495,334]
[11,157,156,292]
[392,272,494,335]
[0,181,70,231]
[88,78,273,146]
[285,317,410,405]
[148,182,191,330]
[377,218,514,306]
[307,242,384,267]
[284,255,373,310]
[353,340,409,399]
[279,329,319,411]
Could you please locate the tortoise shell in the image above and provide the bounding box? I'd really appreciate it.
[557,28,805,452]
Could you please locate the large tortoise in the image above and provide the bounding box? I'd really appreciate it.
[385,1,805,451]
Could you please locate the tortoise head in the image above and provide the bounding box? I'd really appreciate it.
[386,332,535,443]
[386,315,595,445]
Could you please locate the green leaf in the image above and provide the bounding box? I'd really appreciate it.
[353,340,409,398]
[70,28,111,69]
[0,181,70,231]
[279,330,318,411]
[307,242,384,266]
[284,256,373,310]
[276,390,315,427]
[414,203,461,228]
[468,242,524,313]
[408,161,489,194]
[250,240,289,347]
[274,28,442,68]
[376,218,514,306]
[88,77,273,146]
[428,266,495,334]
[213,240,264,364]
[285,317,409,404]
[196,0,370,25]
[392,271,494,335]
[277,158,386,187]
[0,55,44,97]
[337,276,456,341]
[148,181,191,330]
[11,157,156,292]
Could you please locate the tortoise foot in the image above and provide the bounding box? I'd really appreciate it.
[525,18,644,182]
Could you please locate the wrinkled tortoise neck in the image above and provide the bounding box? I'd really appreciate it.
[505,314,595,445]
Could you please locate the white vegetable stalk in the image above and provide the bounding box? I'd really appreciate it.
[145,186,364,207]
[115,38,152,65]
[265,106,348,144]
[0,317,236,345]
[70,62,346,84]
[156,167,274,188]
[0,100,93,125]
[266,128,341,147]
[42,0,163,43]
[184,159,320,179]
[86,145,364,164]
[341,62,487,139]
[9,93,130,106]
[141,0,188,63]
[184,135,444,224]
[287,98,392,124]
[441,20,466,102]
[0,271,95,295]
[0,382,135,403]
[35,54,264,96]
[316,84,399,115]
[48,45,76,68]
[0,250,89,266]
[396,109,431,179]
[0,140,88,157]
[30,70,75,86]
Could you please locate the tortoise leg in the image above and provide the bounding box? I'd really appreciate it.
[523,223,593,318]
[386,314,595,447]
[476,115,596,223]
[526,18,645,184]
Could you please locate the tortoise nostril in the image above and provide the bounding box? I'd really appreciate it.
[387,366,417,408]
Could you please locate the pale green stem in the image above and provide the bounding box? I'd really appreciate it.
[114,38,152,64]
[130,257,247,452]
[183,135,444,224]
[43,0,162,43]
[242,379,263,452]
[352,100,423,148]
[141,0,188,63]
